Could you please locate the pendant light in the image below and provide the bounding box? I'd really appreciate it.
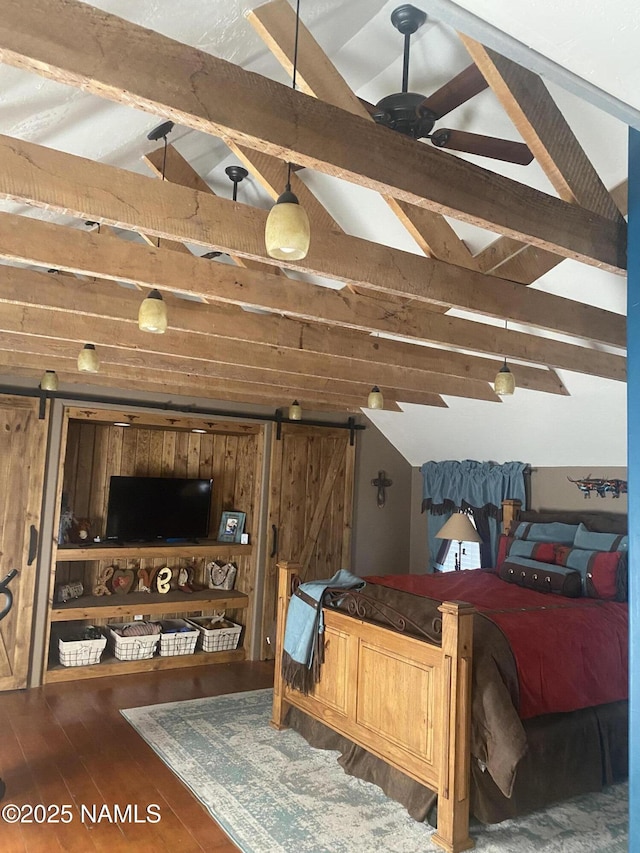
[139,121,173,333]
[288,400,302,420]
[367,386,384,409]
[494,320,516,396]
[77,343,100,373]
[494,360,516,396]
[40,369,59,391]
[138,289,168,334]
[264,0,310,261]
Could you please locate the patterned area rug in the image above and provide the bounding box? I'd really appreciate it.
[122,688,628,853]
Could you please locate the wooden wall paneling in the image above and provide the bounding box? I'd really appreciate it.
[161,430,176,476]
[147,429,165,477]
[62,420,81,503]
[88,426,109,534]
[72,423,96,518]
[120,426,138,476]
[186,432,201,479]
[173,430,189,478]
[135,428,151,476]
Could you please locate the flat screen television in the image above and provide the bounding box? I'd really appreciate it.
[105,476,213,542]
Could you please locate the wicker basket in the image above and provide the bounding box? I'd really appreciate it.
[158,620,199,656]
[187,618,242,653]
[107,624,160,661]
[58,633,107,667]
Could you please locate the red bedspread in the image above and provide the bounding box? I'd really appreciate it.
[368,571,628,720]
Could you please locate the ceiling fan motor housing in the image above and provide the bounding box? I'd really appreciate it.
[373,93,436,139]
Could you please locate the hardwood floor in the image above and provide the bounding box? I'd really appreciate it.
[0,661,274,852]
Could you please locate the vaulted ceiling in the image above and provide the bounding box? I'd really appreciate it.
[0,0,629,464]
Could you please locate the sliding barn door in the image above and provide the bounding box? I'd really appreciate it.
[0,397,47,690]
[262,425,356,658]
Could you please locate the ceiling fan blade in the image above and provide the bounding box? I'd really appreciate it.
[430,129,534,165]
[418,64,488,119]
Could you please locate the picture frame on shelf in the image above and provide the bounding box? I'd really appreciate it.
[217,511,246,543]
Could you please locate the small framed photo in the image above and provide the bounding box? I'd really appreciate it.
[217,511,246,543]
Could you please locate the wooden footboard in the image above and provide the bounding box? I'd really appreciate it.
[271,562,475,853]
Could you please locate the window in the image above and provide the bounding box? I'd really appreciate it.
[438,540,481,572]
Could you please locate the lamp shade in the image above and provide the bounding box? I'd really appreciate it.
[288,400,302,420]
[40,369,59,391]
[494,361,516,396]
[138,289,168,333]
[367,386,384,409]
[265,189,310,260]
[435,512,482,543]
[77,343,99,373]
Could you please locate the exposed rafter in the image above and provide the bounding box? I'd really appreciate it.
[0,137,626,349]
[0,212,625,380]
[0,0,626,272]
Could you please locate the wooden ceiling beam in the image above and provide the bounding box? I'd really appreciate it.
[459,37,623,222]
[0,354,404,414]
[0,214,624,380]
[143,145,283,276]
[0,333,431,409]
[462,36,624,285]
[247,0,477,271]
[0,299,478,403]
[0,141,625,349]
[0,0,625,272]
[0,265,566,395]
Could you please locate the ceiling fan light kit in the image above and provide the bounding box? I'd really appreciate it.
[372,5,533,165]
[77,343,100,373]
[138,289,168,334]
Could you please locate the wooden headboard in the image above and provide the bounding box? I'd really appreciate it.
[502,499,627,535]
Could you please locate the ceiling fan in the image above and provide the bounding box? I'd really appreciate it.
[366,4,534,166]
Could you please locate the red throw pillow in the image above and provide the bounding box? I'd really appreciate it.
[496,535,556,571]
[554,546,621,600]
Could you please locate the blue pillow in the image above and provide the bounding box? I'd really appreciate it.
[511,521,578,545]
[573,522,628,553]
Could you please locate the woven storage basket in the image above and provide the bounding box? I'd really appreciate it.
[158,619,199,656]
[187,618,242,653]
[58,634,107,667]
[107,623,160,661]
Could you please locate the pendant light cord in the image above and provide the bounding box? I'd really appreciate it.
[285,0,302,192]
[157,132,169,248]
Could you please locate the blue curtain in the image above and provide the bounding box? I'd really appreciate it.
[421,460,527,571]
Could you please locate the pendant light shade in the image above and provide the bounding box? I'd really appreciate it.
[77,343,100,373]
[40,369,59,391]
[265,188,310,260]
[367,386,384,409]
[494,360,516,396]
[138,289,168,334]
[288,400,302,420]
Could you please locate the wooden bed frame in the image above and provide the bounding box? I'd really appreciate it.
[271,559,475,853]
[269,499,612,852]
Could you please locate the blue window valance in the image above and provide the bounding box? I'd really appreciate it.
[421,460,527,517]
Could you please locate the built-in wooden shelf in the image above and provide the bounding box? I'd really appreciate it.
[44,647,246,683]
[55,541,252,561]
[50,588,249,622]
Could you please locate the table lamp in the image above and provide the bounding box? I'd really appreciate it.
[435,512,482,571]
